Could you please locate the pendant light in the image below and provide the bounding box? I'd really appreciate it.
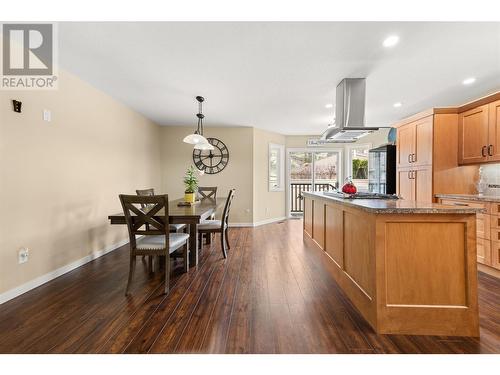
[194,141,215,150]
[183,96,214,151]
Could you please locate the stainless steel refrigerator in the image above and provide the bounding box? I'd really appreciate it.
[368,144,396,194]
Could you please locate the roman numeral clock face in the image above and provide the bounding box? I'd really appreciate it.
[192,138,229,174]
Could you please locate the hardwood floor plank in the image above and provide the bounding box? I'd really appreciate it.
[198,230,248,353]
[174,235,243,353]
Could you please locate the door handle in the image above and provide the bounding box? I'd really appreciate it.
[488,145,494,156]
[482,146,487,157]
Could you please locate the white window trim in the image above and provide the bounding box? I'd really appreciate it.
[269,143,285,192]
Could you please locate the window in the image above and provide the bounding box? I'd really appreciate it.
[346,144,370,192]
[269,143,285,191]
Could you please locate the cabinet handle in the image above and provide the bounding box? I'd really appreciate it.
[412,170,416,179]
[451,203,469,207]
[412,153,416,163]
[408,154,411,163]
[488,145,494,156]
[482,146,487,157]
[408,171,411,179]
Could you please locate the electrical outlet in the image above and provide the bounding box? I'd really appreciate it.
[18,248,29,264]
[43,109,51,122]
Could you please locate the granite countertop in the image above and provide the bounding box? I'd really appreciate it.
[303,191,485,214]
[434,193,500,203]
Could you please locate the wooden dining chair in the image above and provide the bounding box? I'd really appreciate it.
[136,188,186,233]
[197,189,235,259]
[197,186,217,243]
[119,194,189,295]
[197,186,217,201]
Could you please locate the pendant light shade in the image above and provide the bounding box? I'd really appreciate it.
[194,140,215,150]
[183,133,208,145]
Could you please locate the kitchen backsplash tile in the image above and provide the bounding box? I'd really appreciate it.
[480,163,500,196]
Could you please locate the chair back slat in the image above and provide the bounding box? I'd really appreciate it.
[221,189,236,229]
[198,186,217,201]
[136,188,155,209]
[119,194,169,251]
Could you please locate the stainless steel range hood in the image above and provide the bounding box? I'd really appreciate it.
[321,78,382,143]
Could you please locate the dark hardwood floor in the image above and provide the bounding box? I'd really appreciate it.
[1,219,499,354]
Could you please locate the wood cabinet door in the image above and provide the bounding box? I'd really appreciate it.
[325,204,344,268]
[414,117,433,166]
[414,165,433,203]
[488,100,500,162]
[491,241,500,270]
[477,237,491,265]
[312,200,325,249]
[458,104,489,164]
[476,213,491,240]
[397,124,415,168]
[304,198,313,237]
[397,169,414,201]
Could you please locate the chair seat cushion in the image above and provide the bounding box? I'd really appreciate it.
[198,220,222,230]
[136,233,189,252]
[169,223,187,231]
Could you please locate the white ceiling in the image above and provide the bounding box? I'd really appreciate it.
[59,22,500,135]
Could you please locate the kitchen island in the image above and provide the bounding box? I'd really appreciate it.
[303,191,483,337]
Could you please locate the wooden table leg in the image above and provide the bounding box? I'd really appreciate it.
[189,222,198,266]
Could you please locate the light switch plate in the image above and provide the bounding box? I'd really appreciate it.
[18,248,29,264]
[43,109,51,122]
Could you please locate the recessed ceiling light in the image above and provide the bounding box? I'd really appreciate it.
[393,102,402,108]
[383,35,399,48]
[325,103,333,108]
[462,77,476,85]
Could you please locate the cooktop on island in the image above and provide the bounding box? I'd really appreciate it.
[323,191,400,200]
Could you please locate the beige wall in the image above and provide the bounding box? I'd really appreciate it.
[159,126,254,224]
[0,70,162,295]
[253,128,286,222]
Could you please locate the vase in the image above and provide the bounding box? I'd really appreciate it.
[184,192,196,203]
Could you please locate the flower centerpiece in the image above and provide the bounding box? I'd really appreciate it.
[183,166,199,203]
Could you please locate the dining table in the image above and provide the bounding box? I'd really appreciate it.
[108,197,224,267]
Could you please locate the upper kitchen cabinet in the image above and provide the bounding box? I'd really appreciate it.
[396,123,415,168]
[396,117,433,168]
[458,98,500,165]
[458,104,489,164]
[488,99,500,162]
[394,109,480,202]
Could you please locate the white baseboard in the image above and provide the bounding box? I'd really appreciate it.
[229,217,287,228]
[228,222,254,227]
[253,216,287,227]
[0,238,129,306]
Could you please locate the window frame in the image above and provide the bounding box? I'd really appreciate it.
[268,143,285,192]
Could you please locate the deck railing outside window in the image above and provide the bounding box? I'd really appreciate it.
[290,182,337,213]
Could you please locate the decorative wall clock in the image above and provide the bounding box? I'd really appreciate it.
[192,137,229,174]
